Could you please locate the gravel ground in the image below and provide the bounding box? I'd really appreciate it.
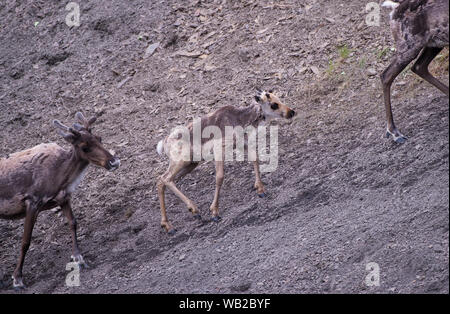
[0,0,448,293]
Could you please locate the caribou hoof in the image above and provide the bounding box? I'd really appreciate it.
[386,130,407,144]
[13,285,26,291]
[71,255,89,269]
[12,277,25,290]
[193,213,202,220]
[211,215,222,222]
[258,192,267,198]
[167,229,177,236]
[394,136,407,144]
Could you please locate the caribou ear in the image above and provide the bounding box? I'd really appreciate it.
[75,112,87,124]
[254,95,262,103]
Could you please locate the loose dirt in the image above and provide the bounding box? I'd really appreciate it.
[0,0,448,293]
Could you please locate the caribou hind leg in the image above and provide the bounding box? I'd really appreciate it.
[412,47,449,96]
[175,162,200,220]
[157,161,200,234]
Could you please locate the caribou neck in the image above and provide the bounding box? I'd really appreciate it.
[59,147,89,193]
[240,104,265,128]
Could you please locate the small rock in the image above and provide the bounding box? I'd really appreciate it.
[174,50,203,58]
[433,245,444,253]
[117,76,132,89]
[144,42,160,58]
[357,20,365,30]
[310,66,320,76]
[204,64,216,72]
[297,66,308,74]
[231,282,251,292]
[179,254,186,261]
[367,68,377,76]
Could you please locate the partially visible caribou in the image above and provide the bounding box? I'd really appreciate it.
[0,112,120,289]
[381,0,449,143]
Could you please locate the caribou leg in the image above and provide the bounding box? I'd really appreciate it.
[210,161,224,221]
[158,161,199,234]
[412,47,449,96]
[61,200,88,268]
[12,200,38,289]
[381,48,422,143]
[253,159,266,198]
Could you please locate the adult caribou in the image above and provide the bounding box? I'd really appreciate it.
[381,0,449,143]
[0,112,120,289]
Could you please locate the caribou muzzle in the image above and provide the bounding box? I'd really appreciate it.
[107,157,121,171]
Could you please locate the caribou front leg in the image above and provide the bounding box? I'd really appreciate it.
[253,159,266,197]
[381,44,423,143]
[12,200,38,289]
[210,161,224,222]
[61,200,88,268]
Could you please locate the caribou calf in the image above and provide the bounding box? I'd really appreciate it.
[156,90,295,234]
[381,0,449,143]
[0,112,120,289]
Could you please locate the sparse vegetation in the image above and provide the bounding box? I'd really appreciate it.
[325,44,353,79]
[337,45,352,60]
[326,60,335,76]
[377,46,391,60]
[358,57,367,69]
[432,47,450,73]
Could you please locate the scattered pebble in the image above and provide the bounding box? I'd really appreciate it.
[367,68,377,76]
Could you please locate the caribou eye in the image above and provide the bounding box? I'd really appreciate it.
[82,146,91,153]
[271,103,279,110]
